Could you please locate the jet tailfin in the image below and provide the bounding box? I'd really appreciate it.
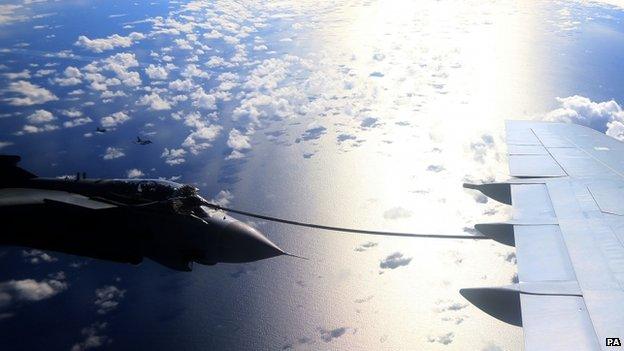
[0,155,37,184]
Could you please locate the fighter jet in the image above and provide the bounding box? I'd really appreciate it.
[0,155,285,271]
[135,136,152,145]
[95,127,107,133]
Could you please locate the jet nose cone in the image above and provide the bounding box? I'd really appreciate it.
[218,220,284,263]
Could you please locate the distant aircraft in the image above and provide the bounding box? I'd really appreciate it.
[96,127,107,133]
[463,121,624,349]
[135,136,152,145]
[0,155,285,271]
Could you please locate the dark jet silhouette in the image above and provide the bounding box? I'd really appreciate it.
[96,127,107,133]
[0,155,285,271]
[135,136,152,145]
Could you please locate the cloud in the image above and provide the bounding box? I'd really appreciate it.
[0,141,13,150]
[21,249,57,264]
[426,164,445,172]
[161,148,186,165]
[379,252,412,269]
[94,285,125,315]
[211,190,233,207]
[354,241,378,252]
[63,117,93,128]
[191,87,217,110]
[437,300,468,312]
[383,206,412,219]
[0,5,27,26]
[320,327,349,342]
[138,93,171,110]
[4,70,30,79]
[182,124,222,154]
[26,109,55,124]
[54,66,83,86]
[5,80,58,106]
[299,123,326,142]
[100,111,130,128]
[470,134,495,163]
[428,332,454,345]
[169,79,194,92]
[0,274,68,309]
[181,64,210,79]
[542,95,624,140]
[337,133,357,143]
[19,124,59,134]
[61,109,84,118]
[226,129,251,159]
[103,147,125,160]
[126,169,144,178]
[360,117,380,128]
[502,252,516,264]
[75,32,145,52]
[145,64,168,80]
[102,52,141,87]
[70,322,110,351]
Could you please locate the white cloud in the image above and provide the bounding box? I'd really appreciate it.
[0,275,67,309]
[0,5,27,27]
[63,117,93,128]
[226,129,251,150]
[70,322,109,351]
[383,206,412,219]
[211,190,233,207]
[61,109,83,118]
[191,87,217,110]
[103,147,125,160]
[100,111,129,128]
[5,80,58,106]
[4,70,30,79]
[169,79,194,91]
[379,252,412,269]
[54,66,83,86]
[182,124,222,154]
[206,56,227,68]
[542,95,624,140]
[21,249,57,264]
[75,32,145,53]
[161,148,186,165]
[94,285,125,315]
[102,52,141,87]
[144,64,168,80]
[354,241,378,252]
[320,327,349,343]
[0,141,13,150]
[174,38,193,50]
[138,92,171,110]
[225,129,251,159]
[19,124,58,134]
[126,168,144,178]
[27,109,55,124]
[428,332,454,345]
[35,69,55,77]
[181,64,210,79]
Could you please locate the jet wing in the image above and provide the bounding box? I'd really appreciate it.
[0,188,117,210]
[465,120,624,350]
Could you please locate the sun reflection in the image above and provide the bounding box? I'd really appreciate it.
[248,1,549,349]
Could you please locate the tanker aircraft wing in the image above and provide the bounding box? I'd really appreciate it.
[463,120,624,350]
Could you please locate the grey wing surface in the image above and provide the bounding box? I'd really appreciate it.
[467,120,624,351]
[0,188,117,209]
